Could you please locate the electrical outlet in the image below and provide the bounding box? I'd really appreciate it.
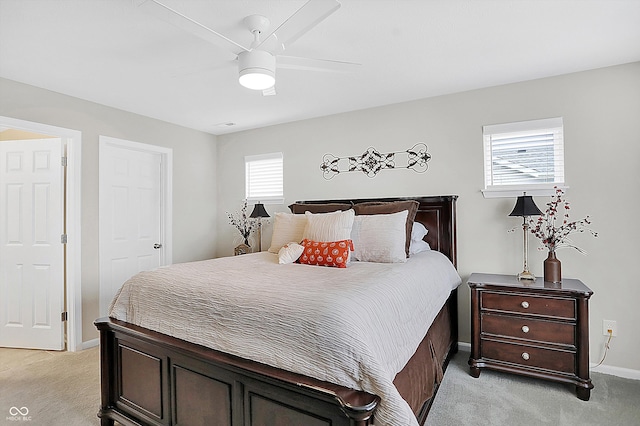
[602,320,617,337]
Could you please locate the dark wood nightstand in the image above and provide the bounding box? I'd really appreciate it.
[467,273,594,400]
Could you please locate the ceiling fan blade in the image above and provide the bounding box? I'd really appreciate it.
[255,0,341,52]
[136,0,249,54]
[277,55,360,73]
[167,60,236,78]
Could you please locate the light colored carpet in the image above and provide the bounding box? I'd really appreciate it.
[0,346,100,425]
[1,346,639,425]
[428,351,640,425]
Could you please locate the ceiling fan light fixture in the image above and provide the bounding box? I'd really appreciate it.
[239,70,275,91]
[238,50,276,90]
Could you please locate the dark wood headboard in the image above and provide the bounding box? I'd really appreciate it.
[294,196,458,268]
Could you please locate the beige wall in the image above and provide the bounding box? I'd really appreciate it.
[0,77,218,344]
[216,62,640,371]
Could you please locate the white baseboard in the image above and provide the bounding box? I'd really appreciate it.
[458,341,639,380]
[80,338,99,350]
[457,341,471,352]
[590,363,640,380]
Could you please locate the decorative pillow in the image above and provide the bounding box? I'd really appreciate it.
[302,209,355,242]
[350,210,408,263]
[353,200,419,257]
[288,202,352,214]
[409,239,431,255]
[278,242,305,264]
[411,221,429,242]
[298,239,353,268]
[268,212,308,254]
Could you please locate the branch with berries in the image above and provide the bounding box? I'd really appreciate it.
[529,187,598,253]
[226,199,255,242]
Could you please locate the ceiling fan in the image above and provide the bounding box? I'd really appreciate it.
[136,0,359,96]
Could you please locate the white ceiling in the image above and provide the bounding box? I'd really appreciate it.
[1,0,639,135]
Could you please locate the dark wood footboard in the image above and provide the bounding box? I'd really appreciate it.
[95,289,458,426]
[95,317,379,426]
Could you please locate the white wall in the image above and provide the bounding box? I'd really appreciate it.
[216,62,640,371]
[0,77,218,343]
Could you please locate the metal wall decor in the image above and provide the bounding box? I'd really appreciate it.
[320,143,431,179]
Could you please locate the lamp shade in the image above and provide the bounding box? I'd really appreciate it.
[250,203,270,218]
[509,194,542,217]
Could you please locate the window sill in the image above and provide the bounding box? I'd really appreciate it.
[482,185,568,199]
[247,197,284,205]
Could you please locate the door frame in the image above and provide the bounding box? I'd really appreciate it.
[0,115,82,351]
[98,136,172,316]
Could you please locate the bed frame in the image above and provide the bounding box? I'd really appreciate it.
[95,195,458,426]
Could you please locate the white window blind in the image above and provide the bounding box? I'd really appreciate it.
[245,152,283,204]
[483,117,564,197]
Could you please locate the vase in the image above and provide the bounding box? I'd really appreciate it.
[234,243,250,256]
[233,236,251,256]
[544,250,561,283]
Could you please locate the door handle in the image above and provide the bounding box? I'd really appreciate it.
[153,243,163,249]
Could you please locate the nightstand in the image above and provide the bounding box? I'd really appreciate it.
[467,273,594,401]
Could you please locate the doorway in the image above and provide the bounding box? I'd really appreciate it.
[0,116,82,351]
[98,136,172,316]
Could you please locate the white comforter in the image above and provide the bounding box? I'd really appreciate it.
[109,250,461,426]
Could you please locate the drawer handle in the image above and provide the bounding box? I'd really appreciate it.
[522,352,530,361]
[521,301,530,308]
[521,325,530,333]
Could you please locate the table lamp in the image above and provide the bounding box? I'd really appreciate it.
[509,193,542,280]
[250,202,270,252]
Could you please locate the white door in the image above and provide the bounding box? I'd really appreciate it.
[0,138,65,350]
[99,141,163,315]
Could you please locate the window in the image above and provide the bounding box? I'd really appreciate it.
[245,152,283,204]
[482,117,564,198]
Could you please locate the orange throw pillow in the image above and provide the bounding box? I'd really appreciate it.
[298,239,353,268]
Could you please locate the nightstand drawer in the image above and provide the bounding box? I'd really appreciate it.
[482,313,575,346]
[482,339,575,373]
[482,292,575,320]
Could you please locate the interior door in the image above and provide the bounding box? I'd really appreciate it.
[99,142,162,315]
[0,138,65,350]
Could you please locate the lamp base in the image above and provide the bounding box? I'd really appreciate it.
[517,270,536,281]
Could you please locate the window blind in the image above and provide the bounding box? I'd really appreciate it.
[483,117,564,190]
[245,152,283,203]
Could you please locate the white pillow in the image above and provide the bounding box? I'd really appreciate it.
[411,221,429,241]
[278,242,305,264]
[409,239,431,255]
[268,212,307,254]
[303,209,355,242]
[350,210,408,263]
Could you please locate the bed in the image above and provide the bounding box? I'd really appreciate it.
[95,195,459,426]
